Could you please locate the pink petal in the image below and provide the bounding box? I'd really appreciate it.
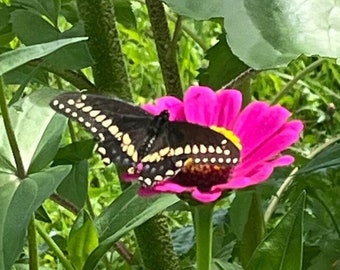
[183,86,217,126]
[270,155,295,166]
[191,188,222,203]
[222,176,254,189]
[235,120,303,176]
[143,96,185,121]
[230,155,295,188]
[234,102,291,157]
[153,181,190,193]
[215,90,243,129]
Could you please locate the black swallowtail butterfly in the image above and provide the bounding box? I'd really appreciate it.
[50,93,240,187]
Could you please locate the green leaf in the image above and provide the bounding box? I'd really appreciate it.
[57,160,88,209]
[10,10,59,44]
[68,211,98,270]
[50,23,94,69]
[163,0,227,20]
[35,205,52,223]
[0,4,14,45]
[165,0,340,68]
[10,10,93,69]
[12,0,60,26]
[299,143,340,174]
[197,34,248,90]
[0,165,71,270]
[247,192,306,270]
[0,88,67,174]
[53,139,96,164]
[229,190,254,240]
[0,37,87,76]
[3,65,49,86]
[60,1,79,24]
[224,0,340,68]
[113,0,137,29]
[83,184,179,270]
[238,190,264,268]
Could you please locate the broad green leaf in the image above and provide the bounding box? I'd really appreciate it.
[164,0,340,68]
[3,65,49,86]
[247,192,306,270]
[172,226,195,256]
[10,10,59,44]
[0,88,67,174]
[197,34,248,89]
[113,0,137,29]
[0,37,87,76]
[299,143,340,174]
[12,0,60,26]
[83,184,179,270]
[53,139,96,164]
[68,211,98,270]
[229,190,254,240]
[10,10,93,69]
[163,0,227,20]
[50,22,94,69]
[0,4,14,45]
[57,160,88,209]
[35,205,52,223]
[225,0,340,68]
[60,1,79,24]
[0,165,71,270]
[241,193,264,267]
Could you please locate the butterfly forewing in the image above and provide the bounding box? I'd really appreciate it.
[51,93,241,188]
[50,93,153,167]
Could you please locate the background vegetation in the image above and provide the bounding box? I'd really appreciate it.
[0,0,340,269]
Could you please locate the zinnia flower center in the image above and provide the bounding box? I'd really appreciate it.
[171,158,233,192]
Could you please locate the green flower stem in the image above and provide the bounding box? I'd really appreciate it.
[0,76,25,179]
[270,58,325,105]
[191,203,215,270]
[28,217,38,270]
[36,222,74,270]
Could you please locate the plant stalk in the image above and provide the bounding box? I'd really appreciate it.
[191,203,215,270]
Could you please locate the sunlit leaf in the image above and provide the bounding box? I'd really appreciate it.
[68,211,98,270]
[0,37,87,75]
[0,166,71,270]
[247,192,305,270]
[83,184,179,270]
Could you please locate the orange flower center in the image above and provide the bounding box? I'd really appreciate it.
[171,158,233,192]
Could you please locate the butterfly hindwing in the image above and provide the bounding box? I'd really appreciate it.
[50,93,153,167]
[138,122,240,186]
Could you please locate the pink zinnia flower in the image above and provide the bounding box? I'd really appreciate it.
[138,86,303,203]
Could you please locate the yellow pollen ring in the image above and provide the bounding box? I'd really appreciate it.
[210,126,242,150]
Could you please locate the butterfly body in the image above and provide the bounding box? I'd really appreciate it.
[50,93,240,187]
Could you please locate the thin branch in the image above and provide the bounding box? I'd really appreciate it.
[270,58,325,105]
[36,222,74,270]
[166,12,208,51]
[167,16,183,60]
[0,77,26,179]
[29,60,96,92]
[50,193,80,215]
